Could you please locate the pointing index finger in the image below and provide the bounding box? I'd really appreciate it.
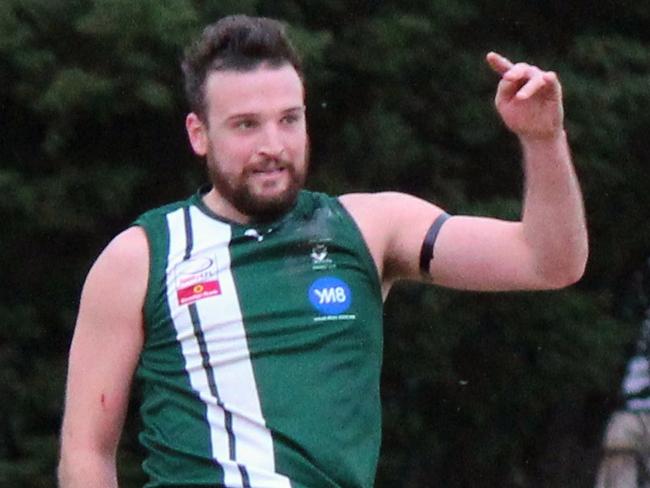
[486,51,514,75]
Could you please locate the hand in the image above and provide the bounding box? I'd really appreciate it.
[486,52,564,141]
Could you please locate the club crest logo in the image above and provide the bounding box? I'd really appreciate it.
[310,242,334,270]
[311,244,328,263]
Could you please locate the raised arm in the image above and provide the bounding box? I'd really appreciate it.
[484,52,587,286]
[58,226,148,488]
[341,52,587,294]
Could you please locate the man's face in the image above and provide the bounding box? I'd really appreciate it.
[187,63,308,222]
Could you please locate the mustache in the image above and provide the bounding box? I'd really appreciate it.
[246,158,294,172]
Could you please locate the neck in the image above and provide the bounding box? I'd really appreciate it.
[202,187,253,224]
[201,187,294,225]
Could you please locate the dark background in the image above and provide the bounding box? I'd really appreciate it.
[1,1,649,486]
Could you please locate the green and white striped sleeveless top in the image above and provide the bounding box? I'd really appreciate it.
[134,188,384,487]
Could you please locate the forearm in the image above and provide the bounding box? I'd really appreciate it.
[58,448,118,488]
[520,129,588,286]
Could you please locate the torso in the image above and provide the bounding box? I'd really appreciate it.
[134,189,385,487]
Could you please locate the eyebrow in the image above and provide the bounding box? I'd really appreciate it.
[284,105,306,114]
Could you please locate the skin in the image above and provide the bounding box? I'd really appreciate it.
[58,54,588,486]
[185,64,309,224]
[347,52,587,295]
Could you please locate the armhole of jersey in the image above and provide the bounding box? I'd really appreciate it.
[331,196,383,301]
[131,198,192,333]
[129,221,155,330]
[131,215,169,331]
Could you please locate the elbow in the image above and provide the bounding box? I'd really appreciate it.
[58,443,80,486]
[538,246,588,290]
[57,457,72,488]
[58,447,118,487]
[58,430,118,486]
[57,450,77,487]
[548,262,586,289]
[565,237,589,286]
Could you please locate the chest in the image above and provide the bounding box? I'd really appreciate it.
[156,205,381,350]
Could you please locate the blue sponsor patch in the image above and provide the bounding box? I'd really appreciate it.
[308,277,352,315]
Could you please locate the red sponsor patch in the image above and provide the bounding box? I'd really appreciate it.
[177,280,222,305]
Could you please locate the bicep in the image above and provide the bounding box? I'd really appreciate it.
[427,216,543,291]
[344,192,542,292]
[342,191,448,290]
[378,193,543,291]
[61,227,148,455]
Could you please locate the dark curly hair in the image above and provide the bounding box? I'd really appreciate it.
[182,15,303,121]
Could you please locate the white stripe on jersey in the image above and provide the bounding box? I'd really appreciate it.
[165,207,291,488]
[623,356,650,395]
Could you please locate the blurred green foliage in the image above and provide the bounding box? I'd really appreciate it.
[1,0,648,486]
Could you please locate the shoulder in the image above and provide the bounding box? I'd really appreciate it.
[338,192,448,287]
[339,190,438,207]
[78,226,149,323]
[339,191,444,226]
[134,196,194,226]
[101,226,149,264]
[85,226,149,293]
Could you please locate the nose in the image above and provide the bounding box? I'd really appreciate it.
[257,123,285,159]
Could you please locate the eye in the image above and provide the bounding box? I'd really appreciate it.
[234,119,257,130]
[281,112,302,125]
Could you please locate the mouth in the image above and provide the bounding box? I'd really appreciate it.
[252,166,286,175]
[247,164,291,189]
[249,162,290,178]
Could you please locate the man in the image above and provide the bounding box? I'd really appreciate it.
[58,14,588,488]
[595,270,650,488]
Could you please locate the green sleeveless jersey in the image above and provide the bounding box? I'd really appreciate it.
[134,188,384,488]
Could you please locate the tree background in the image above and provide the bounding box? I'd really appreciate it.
[1,0,649,486]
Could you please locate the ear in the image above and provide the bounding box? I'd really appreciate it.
[186,112,208,156]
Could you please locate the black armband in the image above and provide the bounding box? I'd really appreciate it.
[419,212,451,275]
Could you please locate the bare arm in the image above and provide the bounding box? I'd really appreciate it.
[58,226,148,488]
[341,53,587,294]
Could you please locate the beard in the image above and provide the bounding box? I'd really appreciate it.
[206,148,309,223]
